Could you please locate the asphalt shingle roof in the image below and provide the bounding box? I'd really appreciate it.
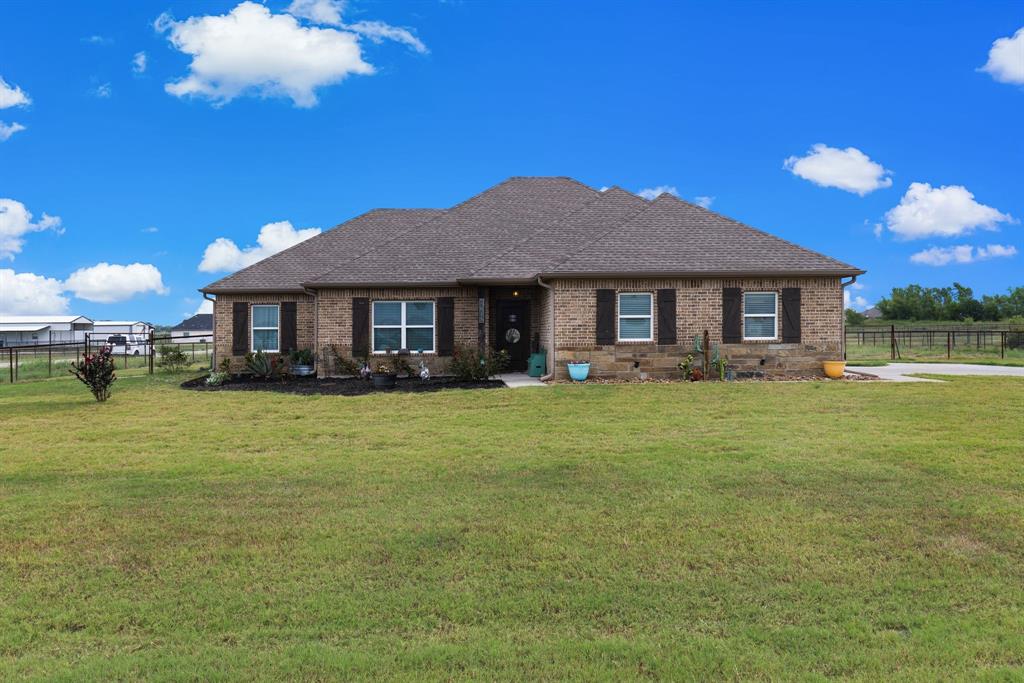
[172,314,213,331]
[202,178,862,293]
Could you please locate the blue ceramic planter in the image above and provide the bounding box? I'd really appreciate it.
[567,362,591,382]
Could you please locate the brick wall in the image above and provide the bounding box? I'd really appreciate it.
[213,293,315,371]
[550,277,843,378]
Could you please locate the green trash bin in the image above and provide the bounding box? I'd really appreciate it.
[527,350,547,377]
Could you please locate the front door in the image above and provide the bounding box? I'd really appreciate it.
[495,300,531,372]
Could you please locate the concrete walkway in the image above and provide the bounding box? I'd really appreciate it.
[499,372,548,388]
[848,362,1024,383]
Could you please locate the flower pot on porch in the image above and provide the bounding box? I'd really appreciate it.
[567,362,590,382]
[372,372,397,388]
[290,364,315,377]
[822,360,846,379]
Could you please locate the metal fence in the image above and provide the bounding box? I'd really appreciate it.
[846,325,1024,360]
[1,332,213,384]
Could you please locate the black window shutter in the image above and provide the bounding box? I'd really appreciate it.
[231,302,248,355]
[722,288,741,343]
[596,289,616,345]
[782,288,801,343]
[437,297,455,356]
[352,297,369,357]
[280,302,298,353]
[656,289,677,344]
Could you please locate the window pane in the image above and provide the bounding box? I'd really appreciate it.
[373,302,402,326]
[619,293,651,316]
[253,329,278,351]
[744,316,775,338]
[744,293,776,315]
[406,302,434,326]
[619,318,651,340]
[406,327,434,352]
[252,305,278,328]
[373,328,401,352]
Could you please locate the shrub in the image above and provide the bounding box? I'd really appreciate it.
[845,309,867,326]
[447,346,509,381]
[157,344,190,372]
[393,354,415,378]
[245,350,281,379]
[289,348,314,365]
[69,346,117,402]
[218,358,232,374]
[205,371,230,386]
[329,345,363,377]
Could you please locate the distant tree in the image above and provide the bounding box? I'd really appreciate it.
[845,309,867,326]
[875,283,1021,321]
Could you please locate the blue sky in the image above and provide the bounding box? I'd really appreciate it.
[1,0,1021,324]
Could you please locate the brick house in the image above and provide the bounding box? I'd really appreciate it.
[201,177,863,378]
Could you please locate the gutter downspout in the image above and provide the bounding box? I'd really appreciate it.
[536,276,555,380]
[202,291,216,369]
[304,286,319,376]
[840,275,859,361]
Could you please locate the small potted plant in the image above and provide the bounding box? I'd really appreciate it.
[372,360,397,388]
[566,358,590,382]
[289,348,315,376]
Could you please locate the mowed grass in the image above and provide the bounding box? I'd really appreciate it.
[2,373,1024,680]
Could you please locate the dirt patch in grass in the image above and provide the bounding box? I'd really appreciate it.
[180,374,505,395]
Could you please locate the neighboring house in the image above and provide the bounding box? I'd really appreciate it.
[863,306,883,320]
[0,315,94,347]
[93,320,154,338]
[202,177,864,378]
[171,314,213,343]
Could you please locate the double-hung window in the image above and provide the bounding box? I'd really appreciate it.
[372,301,435,353]
[743,292,777,340]
[251,304,280,352]
[618,292,653,341]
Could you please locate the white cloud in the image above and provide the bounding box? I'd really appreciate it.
[346,21,428,54]
[0,76,31,109]
[872,222,883,238]
[286,0,344,25]
[910,243,1018,266]
[132,51,148,74]
[0,269,70,315]
[63,262,169,303]
[82,35,112,45]
[694,195,714,209]
[157,1,374,108]
[784,144,892,195]
[636,185,679,201]
[884,182,1013,239]
[198,220,321,272]
[141,226,159,233]
[980,27,1024,85]
[843,289,870,311]
[286,0,428,53]
[0,121,26,141]
[90,83,112,98]
[194,299,214,314]
[0,198,62,260]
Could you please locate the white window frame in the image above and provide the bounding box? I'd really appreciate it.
[743,292,778,341]
[617,292,654,342]
[251,304,280,353]
[372,300,435,354]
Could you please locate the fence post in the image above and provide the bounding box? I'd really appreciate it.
[48,343,52,377]
[1001,331,1005,359]
[149,329,155,374]
[890,325,895,360]
[947,331,951,359]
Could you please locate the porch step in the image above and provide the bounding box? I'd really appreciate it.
[499,373,548,388]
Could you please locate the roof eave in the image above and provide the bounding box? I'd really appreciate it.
[201,286,311,295]
[301,280,462,289]
[540,268,866,279]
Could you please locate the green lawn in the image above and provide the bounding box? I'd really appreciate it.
[2,372,1024,680]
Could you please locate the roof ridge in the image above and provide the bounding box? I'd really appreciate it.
[540,194,657,273]
[663,194,861,271]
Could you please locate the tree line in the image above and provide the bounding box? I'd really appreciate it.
[851,283,1024,323]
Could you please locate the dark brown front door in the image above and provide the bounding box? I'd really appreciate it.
[495,300,530,372]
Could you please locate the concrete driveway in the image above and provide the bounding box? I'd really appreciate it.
[848,362,1024,382]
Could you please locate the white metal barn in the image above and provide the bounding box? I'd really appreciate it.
[0,315,95,346]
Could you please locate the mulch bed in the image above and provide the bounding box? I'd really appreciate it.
[181,374,505,395]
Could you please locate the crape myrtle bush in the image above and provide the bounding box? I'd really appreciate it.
[69,345,117,402]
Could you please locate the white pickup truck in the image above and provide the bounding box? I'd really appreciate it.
[105,334,149,356]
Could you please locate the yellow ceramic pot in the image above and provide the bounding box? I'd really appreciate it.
[822,360,846,379]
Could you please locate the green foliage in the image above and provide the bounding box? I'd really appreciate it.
[244,350,281,379]
[845,308,867,326]
[392,354,415,378]
[678,353,695,377]
[447,345,509,380]
[218,358,232,374]
[289,348,314,365]
[876,283,1024,321]
[68,346,117,401]
[156,344,190,372]
[205,371,230,386]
